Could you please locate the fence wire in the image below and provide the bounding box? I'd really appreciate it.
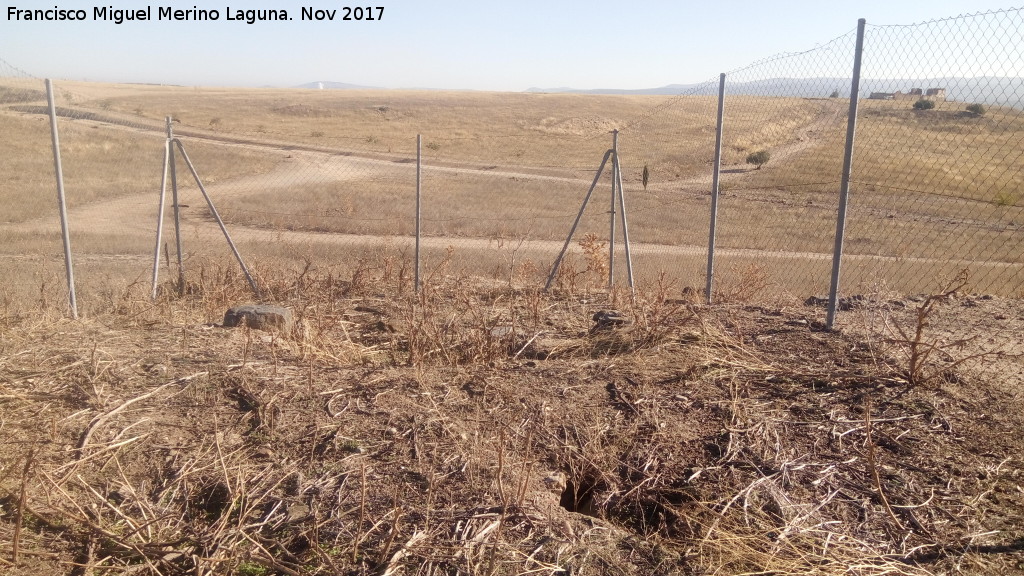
[706,29,858,299]
[842,10,1024,297]
[0,60,65,309]
[0,7,1021,324]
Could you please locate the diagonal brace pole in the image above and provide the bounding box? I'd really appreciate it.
[172,138,261,297]
[612,149,635,294]
[545,149,614,291]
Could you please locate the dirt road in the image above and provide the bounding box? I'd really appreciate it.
[2,102,1019,291]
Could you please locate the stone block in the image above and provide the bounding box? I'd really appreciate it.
[223,304,293,332]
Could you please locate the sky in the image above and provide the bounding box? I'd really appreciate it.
[1,1,1021,91]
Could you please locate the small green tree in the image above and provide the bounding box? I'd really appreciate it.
[913,99,935,110]
[965,103,986,115]
[746,150,770,170]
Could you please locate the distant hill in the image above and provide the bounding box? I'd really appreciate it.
[299,77,1022,108]
[526,84,704,95]
[526,77,1024,108]
[294,81,383,90]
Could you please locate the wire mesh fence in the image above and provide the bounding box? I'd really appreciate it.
[1,8,1021,323]
[695,29,859,300]
[842,10,1024,297]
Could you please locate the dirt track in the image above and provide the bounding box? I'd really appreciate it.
[2,102,1020,294]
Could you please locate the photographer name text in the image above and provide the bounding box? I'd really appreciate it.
[6,5,383,24]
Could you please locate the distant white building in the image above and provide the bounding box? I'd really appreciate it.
[868,87,946,101]
[317,82,324,90]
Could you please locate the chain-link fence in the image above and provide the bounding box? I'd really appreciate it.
[1,8,1021,320]
[843,11,1024,298]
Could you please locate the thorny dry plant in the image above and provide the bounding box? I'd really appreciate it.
[713,263,773,304]
[881,269,1015,388]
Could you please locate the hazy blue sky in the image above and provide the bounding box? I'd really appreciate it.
[2,1,1020,90]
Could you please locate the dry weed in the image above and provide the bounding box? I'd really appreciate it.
[881,269,1014,388]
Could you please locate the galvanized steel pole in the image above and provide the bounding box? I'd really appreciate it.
[150,127,171,300]
[45,79,77,319]
[706,73,726,304]
[608,130,619,288]
[827,18,866,329]
[168,118,185,293]
[415,134,422,293]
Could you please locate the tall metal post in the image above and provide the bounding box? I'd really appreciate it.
[45,79,77,319]
[415,134,422,293]
[612,141,635,294]
[150,130,171,299]
[168,117,185,293]
[608,130,618,288]
[706,73,727,304]
[827,18,866,329]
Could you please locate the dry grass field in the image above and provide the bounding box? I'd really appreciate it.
[2,78,1020,309]
[0,79,1022,574]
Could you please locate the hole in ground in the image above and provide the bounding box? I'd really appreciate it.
[556,466,696,538]
[559,474,602,517]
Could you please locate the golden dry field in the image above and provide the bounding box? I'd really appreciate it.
[1,80,1023,576]
[1,79,1021,314]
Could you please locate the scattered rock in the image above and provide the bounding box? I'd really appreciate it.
[223,304,293,332]
[490,326,515,339]
[590,310,632,333]
[804,296,828,307]
[803,294,866,311]
[283,502,311,524]
[543,471,567,496]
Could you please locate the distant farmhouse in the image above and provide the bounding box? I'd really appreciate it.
[869,87,947,101]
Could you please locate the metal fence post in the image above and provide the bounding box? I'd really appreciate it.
[45,79,77,319]
[706,73,727,304]
[609,130,618,288]
[150,122,172,300]
[168,118,185,293]
[827,18,866,329]
[415,134,422,293]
